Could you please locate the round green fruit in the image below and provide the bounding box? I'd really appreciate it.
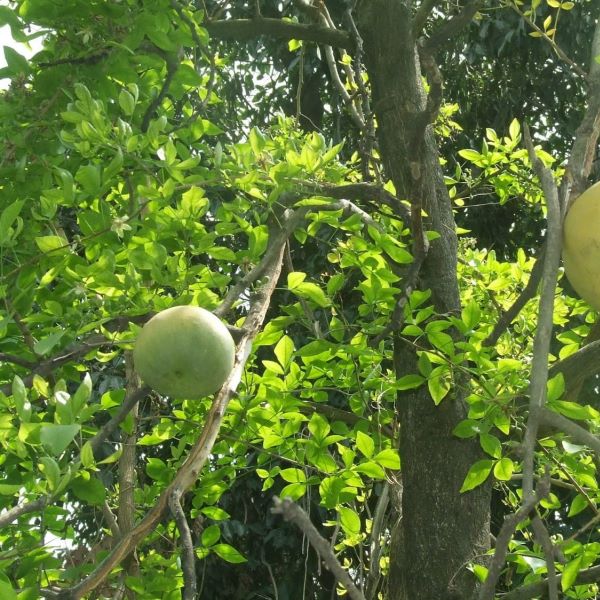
[563,181,600,310]
[133,306,235,399]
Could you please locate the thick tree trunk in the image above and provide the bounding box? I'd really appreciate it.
[357,2,491,598]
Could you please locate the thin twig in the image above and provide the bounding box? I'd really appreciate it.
[483,244,545,347]
[141,52,179,132]
[507,1,586,80]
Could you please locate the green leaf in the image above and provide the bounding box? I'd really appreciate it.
[279,482,307,501]
[460,460,493,492]
[354,461,386,479]
[146,458,169,482]
[308,413,330,442]
[200,507,230,520]
[373,448,400,469]
[547,373,564,403]
[71,373,92,416]
[274,335,294,370]
[12,376,31,422]
[81,441,95,469]
[3,45,29,74]
[428,367,451,405]
[561,555,582,592]
[320,476,347,509]
[550,401,599,421]
[119,89,135,115]
[356,431,374,459]
[279,468,307,483]
[480,433,501,459]
[35,235,68,254]
[568,494,588,518]
[461,301,481,329]
[40,424,80,456]
[0,200,24,245]
[453,419,481,439]
[339,506,361,535]
[288,271,306,289]
[508,118,520,141]
[0,572,17,600]
[395,374,425,390]
[213,543,247,563]
[33,331,64,356]
[201,524,221,547]
[70,476,106,505]
[39,456,61,491]
[493,457,514,481]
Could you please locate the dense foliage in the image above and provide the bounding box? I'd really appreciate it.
[0,0,599,599]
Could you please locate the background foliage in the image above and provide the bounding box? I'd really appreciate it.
[0,0,599,599]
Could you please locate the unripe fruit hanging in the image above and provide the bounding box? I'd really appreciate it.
[563,182,600,310]
[133,306,235,399]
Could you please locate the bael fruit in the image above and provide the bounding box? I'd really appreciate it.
[563,181,600,311]
[133,306,235,399]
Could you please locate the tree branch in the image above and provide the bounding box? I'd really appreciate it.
[520,124,562,498]
[539,408,600,457]
[56,213,288,599]
[272,497,366,600]
[478,476,551,600]
[483,245,545,347]
[0,496,48,529]
[205,17,352,49]
[413,0,439,39]
[423,0,483,52]
[169,488,196,600]
[503,564,600,600]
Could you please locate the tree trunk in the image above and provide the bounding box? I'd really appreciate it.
[357,2,491,598]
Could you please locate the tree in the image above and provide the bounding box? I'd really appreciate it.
[0,0,599,599]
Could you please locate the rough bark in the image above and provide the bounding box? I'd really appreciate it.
[356,2,491,598]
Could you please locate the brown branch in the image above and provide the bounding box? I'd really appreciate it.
[0,497,48,529]
[539,408,600,457]
[56,219,287,599]
[478,476,551,600]
[520,124,562,498]
[205,17,352,49]
[0,352,36,369]
[169,489,196,600]
[483,245,545,347]
[272,497,366,600]
[530,514,559,600]
[413,0,440,39]
[547,338,600,399]
[141,52,179,132]
[423,0,483,52]
[503,564,600,600]
[214,206,308,318]
[89,386,150,454]
[316,182,411,225]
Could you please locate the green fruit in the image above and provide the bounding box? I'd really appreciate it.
[563,182,600,310]
[133,306,235,399]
